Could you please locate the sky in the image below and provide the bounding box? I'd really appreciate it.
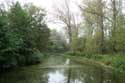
[0,0,81,31]
[1,0,124,31]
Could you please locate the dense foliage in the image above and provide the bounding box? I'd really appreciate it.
[64,0,125,72]
[0,2,50,70]
[0,0,125,72]
[66,53,125,72]
[48,29,68,53]
[69,0,125,55]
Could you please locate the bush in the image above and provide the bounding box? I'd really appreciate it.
[0,2,50,70]
[65,51,76,56]
[24,50,44,65]
[66,52,125,72]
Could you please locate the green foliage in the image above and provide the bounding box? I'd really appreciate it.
[67,52,125,72]
[48,29,68,52]
[0,2,50,70]
[78,0,125,54]
[26,4,50,52]
[99,55,125,72]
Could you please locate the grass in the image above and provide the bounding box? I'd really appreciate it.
[98,55,125,72]
[65,52,125,72]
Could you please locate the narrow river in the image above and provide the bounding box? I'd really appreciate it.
[0,55,125,83]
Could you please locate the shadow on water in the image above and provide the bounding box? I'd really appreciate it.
[0,55,125,83]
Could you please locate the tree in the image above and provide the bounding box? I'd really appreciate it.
[25,4,50,52]
[79,0,125,54]
[79,0,106,54]
[0,7,10,68]
[53,0,81,51]
[48,29,68,52]
[0,2,50,69]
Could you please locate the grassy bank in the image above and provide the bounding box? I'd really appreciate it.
[65,52,125,72]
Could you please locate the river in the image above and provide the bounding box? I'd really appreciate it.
[0,55,125,83]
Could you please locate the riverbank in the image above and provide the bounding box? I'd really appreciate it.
[65,53,125,72]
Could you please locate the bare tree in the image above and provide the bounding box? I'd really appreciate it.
[53,0,81,46]
[79,0,105,54]
[54,0,72,43]
[97,0,105,54]
[111,0,117,53]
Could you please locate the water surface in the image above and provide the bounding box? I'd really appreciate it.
[0,55,125,83]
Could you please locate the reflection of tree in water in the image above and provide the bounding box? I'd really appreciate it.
[1,56,125,83]
[67,66,122,83]
[102,69,123,83]
[18,69,49,83]
[30,69,49,83]
[42,56,68,66]
[0,68,49,83]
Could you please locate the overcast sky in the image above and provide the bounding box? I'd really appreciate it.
[1,0,124,31]
[0,0,81,31]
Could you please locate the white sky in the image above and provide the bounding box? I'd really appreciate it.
[1,0,124,31]
[0,0,81,31]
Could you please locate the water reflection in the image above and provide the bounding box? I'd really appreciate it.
[0,56,125,83]
[65,59,70,65]
[48,69,66,83]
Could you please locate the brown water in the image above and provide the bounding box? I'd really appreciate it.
[0,55,125,83]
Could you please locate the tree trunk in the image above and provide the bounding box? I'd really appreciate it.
[112,0,117,53]
[98,0,105,54]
